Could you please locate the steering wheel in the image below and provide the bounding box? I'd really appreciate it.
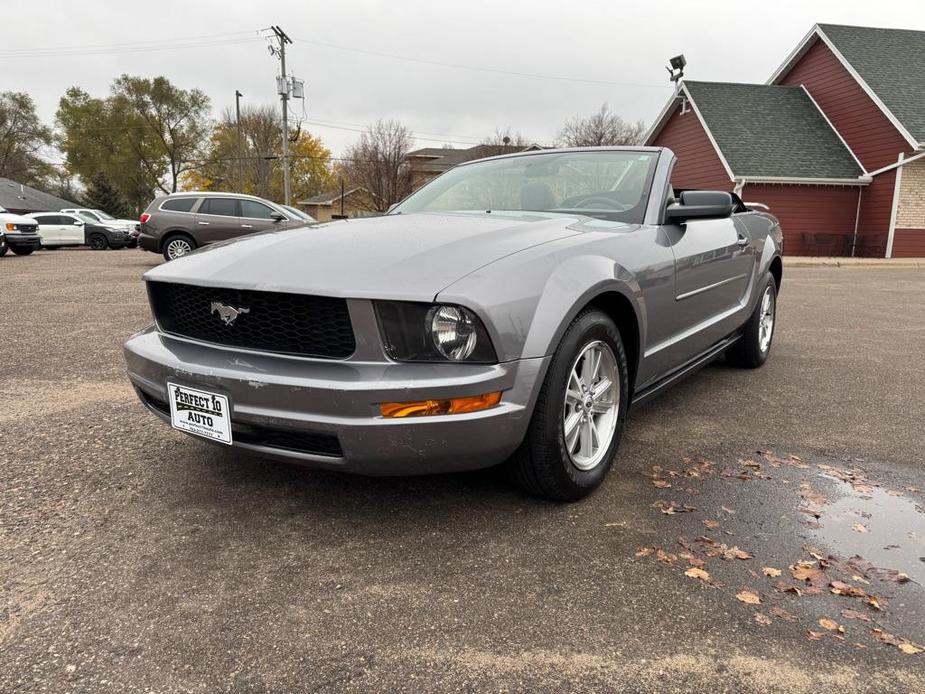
[570,194,630,211]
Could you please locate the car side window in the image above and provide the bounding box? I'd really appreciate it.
[239,200,277,219]
[161,198,198,213]
[34,215,54,224]
[199,198,239,217]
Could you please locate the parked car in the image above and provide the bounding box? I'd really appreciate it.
[28,212,131,250]
[0,205,42,256]
[279,204,316,223]
[60,208,139,235]
[137,192,304,261]
[124,147,783,501]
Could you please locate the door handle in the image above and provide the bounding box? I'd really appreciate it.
[241,224,253,229]
[197,221,210,225]
[736,233,750,246]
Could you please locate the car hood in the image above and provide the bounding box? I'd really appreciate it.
[1,212,39,226]
[146,212,585,300]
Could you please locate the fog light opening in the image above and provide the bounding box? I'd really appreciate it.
[379,391,502,418]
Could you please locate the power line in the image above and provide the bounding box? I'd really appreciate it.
[0,33,263,58]
[295,37,672,90]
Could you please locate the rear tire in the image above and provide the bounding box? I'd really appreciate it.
[162,234,196,261]
[507,309,629,502]
[88,234,109,250]
[0,247,7,257]
[11,246,35,256]
[726,275,777,368]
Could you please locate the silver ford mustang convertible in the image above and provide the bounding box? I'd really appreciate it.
[125,147,782,501]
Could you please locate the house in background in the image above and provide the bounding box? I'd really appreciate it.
[406,143,543,190]
[299,187,376,222]
[646,24,925,257]
[0,178,77,215]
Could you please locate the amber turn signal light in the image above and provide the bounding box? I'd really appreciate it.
[379,391,502,418]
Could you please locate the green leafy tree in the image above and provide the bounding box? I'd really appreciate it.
[84,172,132,218]
[56,76,211,212]
[0,91,55,187]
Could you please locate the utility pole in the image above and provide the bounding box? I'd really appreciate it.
[235,90,244,193]
[269,25,293,205]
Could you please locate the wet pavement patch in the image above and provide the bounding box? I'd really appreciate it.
[634,450,925,656]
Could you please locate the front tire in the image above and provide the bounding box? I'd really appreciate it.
[11,246,35,256]
[507,309,629,501]
[88,234,109,250]
[727,275,777,368]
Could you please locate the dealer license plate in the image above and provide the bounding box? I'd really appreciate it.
[167,382,232,445]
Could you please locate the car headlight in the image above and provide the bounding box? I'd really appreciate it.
[376,301,497,363]
[5,223,18,231]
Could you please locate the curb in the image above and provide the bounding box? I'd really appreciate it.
[783,258,925,268]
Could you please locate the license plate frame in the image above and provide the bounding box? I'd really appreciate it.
[167,382,232,445]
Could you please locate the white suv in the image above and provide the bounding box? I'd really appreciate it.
[61,208,139,234]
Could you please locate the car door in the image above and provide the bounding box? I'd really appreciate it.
[32,215,59,245]
[60,215,85,244]
[239,199,286,234]
[194,197,241,243]
[662,213,755,363]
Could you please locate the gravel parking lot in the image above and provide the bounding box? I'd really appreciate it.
[2,249,924,692]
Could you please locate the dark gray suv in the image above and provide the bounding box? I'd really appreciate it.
[138,192,305,261]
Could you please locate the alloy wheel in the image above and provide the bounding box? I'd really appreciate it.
[166,239,192,260]
[562,340,620,471]
[758,285,776,353]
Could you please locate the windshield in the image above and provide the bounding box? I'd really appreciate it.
[93,209,115,220]
[281,204,310,221]
[77,212,98,223]
[0,205,7,213]
[393,150,659,223]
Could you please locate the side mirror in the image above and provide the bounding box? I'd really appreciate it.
[666,191,734,223]
[271,213,286,222]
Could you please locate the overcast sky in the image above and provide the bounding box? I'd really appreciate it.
[4,0,924,160]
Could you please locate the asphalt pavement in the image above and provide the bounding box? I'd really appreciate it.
[1,249,924,692]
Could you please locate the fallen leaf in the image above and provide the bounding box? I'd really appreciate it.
[806,631,824,641]
[724,546,752,561]
[653,479,672,489]
[721,506,735,515]
[736,590,762,605]
[867,595,885,611]
[841,609,871,622]
[819,618,845,633]
[656,549,678,565]
[652,500,697,515]
[791,561,823,581]
[872,629,924,654]
[770,606,796,621]
[829,581,867,598]
[703,519,720,530]
[754,613,772,626]
[635,547,654,558]
[852,523,870,534]
[774,580,803,596]
[685,567,711,582]
[763,567,782,577]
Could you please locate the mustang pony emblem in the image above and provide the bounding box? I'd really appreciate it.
[210,302,250,326]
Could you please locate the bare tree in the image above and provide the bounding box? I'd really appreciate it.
[558,103,646,147]
[479,127,531,157]
[343,120,413,212]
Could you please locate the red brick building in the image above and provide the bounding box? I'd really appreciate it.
[646,24,925,257]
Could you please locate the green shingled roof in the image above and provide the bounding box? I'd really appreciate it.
[819,24,925,144]
[683,81,864,180]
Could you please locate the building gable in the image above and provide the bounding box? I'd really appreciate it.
[648,100,734,191]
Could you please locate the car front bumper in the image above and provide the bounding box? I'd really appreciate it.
[124,326,546,475]
[5,233,42,250]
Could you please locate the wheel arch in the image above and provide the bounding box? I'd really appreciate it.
[158,229,196,253]
[769,255,782,292]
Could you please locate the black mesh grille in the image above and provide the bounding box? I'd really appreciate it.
[148,281,355,358]
[18,224,38,233]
